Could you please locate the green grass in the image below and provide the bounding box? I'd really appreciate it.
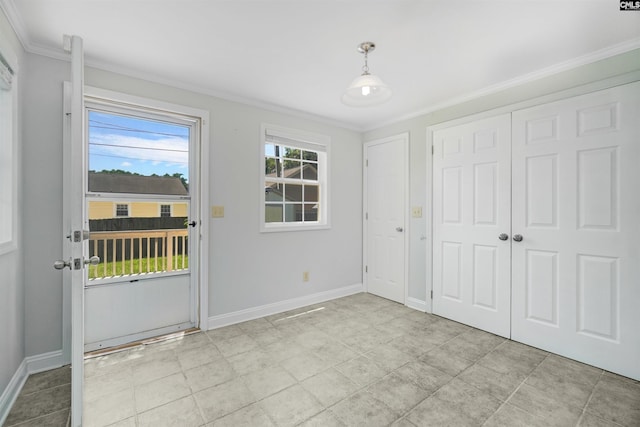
[88,255,189,280]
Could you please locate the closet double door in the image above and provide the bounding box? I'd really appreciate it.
[432,82,640,380]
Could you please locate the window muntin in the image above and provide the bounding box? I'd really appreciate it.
[261,124,329,231]
[115,203,129,217]
[160,204,171,217]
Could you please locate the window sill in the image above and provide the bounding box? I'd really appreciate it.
[260,223,330,233]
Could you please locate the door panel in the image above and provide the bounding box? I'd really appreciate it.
[512,82,640,380]
[432,114,511,338]
[365,136,407,303]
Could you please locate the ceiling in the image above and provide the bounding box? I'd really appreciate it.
[3,0,640,131]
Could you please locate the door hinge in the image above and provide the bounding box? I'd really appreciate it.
[430,290,433,299]
[431,146,434,155]
[366,159,368,167]
[365,212,368,220]
[365,266,368,273]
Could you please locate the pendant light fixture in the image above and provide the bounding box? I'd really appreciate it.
[341,41,392,107]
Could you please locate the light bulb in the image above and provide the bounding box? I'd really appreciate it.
[361,86,371,96]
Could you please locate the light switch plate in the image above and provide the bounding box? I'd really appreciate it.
[412,206,423,218]
[211,205,224,218]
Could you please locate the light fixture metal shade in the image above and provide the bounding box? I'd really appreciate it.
[341,73,392,107]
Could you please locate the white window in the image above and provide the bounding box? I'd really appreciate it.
[261,124,329,232]
[160,204,171,217]
[0,49,17,255]
[115,204,129,217]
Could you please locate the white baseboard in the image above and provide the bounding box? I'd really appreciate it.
[407,297,428,313]
[208,283,364,329]
[0,350,66,425]
[25,350,65,375]
[0,360,27,426]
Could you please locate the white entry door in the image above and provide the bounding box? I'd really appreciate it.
[511,82,640,379]
[364,134,408,304]
[432,114,512,338]
[82,90,205,351]
[60,35,86,427]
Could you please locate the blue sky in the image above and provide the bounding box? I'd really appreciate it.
[88,110,189,179]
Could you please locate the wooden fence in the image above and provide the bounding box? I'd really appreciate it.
[89,229,188,279]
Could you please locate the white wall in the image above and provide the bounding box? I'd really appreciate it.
[85,68,364,317]
[0,6,25,399]
[22,53,69,356]
[19,56,363,357]
[364,48,640,310]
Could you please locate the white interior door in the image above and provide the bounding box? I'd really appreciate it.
[511,82,640,380]
[365,135,407,304]
[432,114,511,338]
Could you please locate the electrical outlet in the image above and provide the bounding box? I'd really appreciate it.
[411,206,423,218]
[211,205,224,218]
[303,271,310,282]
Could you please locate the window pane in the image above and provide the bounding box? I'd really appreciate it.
[302,163,318,181]
[284,184,303,202]
[265,181,283,202]
[283,160,300,179]
[304,203,318,221]
[116,204,128,217]
[265,143,276,157]
[160,204,171,217]
[265,204,283,223]
[302,151,318,161]
[285,204,303,222]
[304,185,319,202]
[283,147,301,160]
[88,110,190,194]
[265,157,279,176]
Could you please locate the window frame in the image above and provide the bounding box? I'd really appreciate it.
[0,46,18,255]
[115,203,130,217]
[160,204,172,217]
[260,124,330,232]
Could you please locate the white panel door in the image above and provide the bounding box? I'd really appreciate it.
[365,135,407,303]
[512,82,640,380]
[432,114,511,337]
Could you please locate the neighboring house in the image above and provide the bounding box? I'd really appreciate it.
[265,163,319,222]
[88,172,189,219]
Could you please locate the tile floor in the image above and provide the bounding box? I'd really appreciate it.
[4,292,640,426]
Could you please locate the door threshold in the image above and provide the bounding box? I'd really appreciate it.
[84,327,201,359]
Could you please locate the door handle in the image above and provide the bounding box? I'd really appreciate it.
[84,256,100,266]
[396,227,403,232]
[188,221,197,227]
[513,234,523,242]
[498,233,509,241]
[53,259,71,270]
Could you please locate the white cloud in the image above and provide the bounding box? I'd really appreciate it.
[121,161,132,167]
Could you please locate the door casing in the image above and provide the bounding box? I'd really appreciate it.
[62,86,210,359]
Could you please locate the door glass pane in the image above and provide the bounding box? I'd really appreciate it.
[87,109,191,282]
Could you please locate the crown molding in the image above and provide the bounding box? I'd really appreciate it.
[365,37,640,132]
[3,0,639,134]
[0,0,28,51]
